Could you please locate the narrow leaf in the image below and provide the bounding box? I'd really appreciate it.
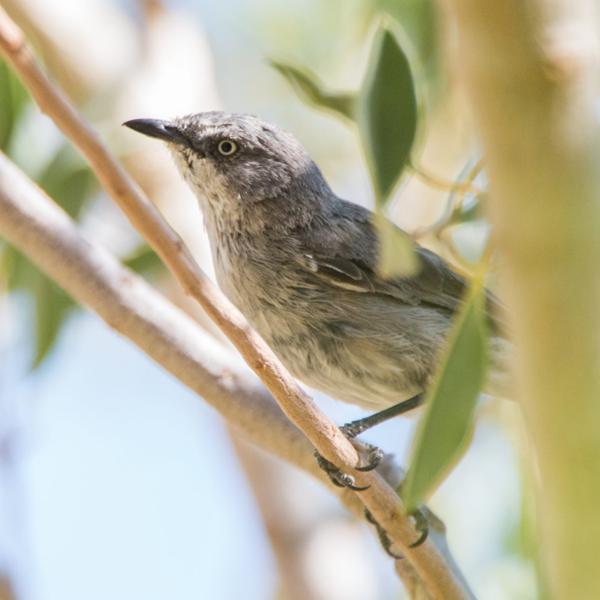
[373,212,418,277]
[0,59,29,150]
[270,60,355,121]
[123,243,164,276]
[32,274,74,368]
[37,144,95,218]
[358,25,418,206]
[402,276,489,511]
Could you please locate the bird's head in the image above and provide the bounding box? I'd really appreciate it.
[124,112,330,230]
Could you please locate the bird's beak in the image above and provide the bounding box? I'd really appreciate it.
[122,118,188,145]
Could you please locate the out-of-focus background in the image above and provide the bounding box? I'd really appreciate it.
[0,1,536,598]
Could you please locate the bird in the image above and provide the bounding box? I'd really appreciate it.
[123,112,507,488]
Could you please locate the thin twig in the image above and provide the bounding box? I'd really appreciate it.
[408,161,484,197]
[0,8,474,599]
[411,158,485,241]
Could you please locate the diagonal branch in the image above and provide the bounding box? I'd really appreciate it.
[0,7,473,599]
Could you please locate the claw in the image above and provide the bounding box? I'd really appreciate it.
[355,444,383,472]
[314,450,370,491]
[363,506,430,558]
[314,421,384,490]
[364,509,404,560]
[408,508,429,548]
[344,479,370,492]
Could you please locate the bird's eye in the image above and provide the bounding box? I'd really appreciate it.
[217,139,237,156]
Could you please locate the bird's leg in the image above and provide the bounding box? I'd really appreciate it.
[341,393,424,439]
[315,393,430,556]
[315,394,424,487]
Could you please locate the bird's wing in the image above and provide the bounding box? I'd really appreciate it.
[298,199,505,328]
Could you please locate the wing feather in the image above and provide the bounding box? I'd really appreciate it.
[298,199,505,331]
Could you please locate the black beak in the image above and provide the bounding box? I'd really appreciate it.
[122,118,188,145]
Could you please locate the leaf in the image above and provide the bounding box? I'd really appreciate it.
[450,200,481,226]
[401,276,489,511]
[270,60,355,121]
[373,212,418,277]
[32,275,74,368]
[0,59,29,150]
[358,24,418,206]
[123,243,164,275]
[37,144,95,218]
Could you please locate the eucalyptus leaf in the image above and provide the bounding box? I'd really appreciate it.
[38,145,95,218]
[0,59,29,150]
[123,243,164,276]
[373,212,418,277]
[32,275,74,368]
[270,60,355,121]
[358,25,418,206]
[401,277,489,511]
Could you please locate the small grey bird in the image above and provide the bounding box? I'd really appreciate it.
[124,112,505,480]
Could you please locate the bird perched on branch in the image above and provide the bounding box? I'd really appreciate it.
[124,112,506,495]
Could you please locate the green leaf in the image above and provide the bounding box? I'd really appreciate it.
[2,248,74,368]
[373,212,418,277]
[401,276,489,511]
[123,243,164,276]
[358,24,418,206]
[0,59,29,150]
[37,144,95,218]
[270,60,356,121]
[32,274,74,368]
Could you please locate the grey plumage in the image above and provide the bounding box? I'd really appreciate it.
[124,112,507,411]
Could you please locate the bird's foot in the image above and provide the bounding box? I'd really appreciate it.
[364,506,429,559]
[314,423,384,491]
[340,422,384,472]
[314,451,370,491]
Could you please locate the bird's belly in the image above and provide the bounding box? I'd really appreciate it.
[215,263,433,411]
[258,317,426,412]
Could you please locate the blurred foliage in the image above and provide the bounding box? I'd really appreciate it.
[269,61,355,121]
[373,212,419,277]
[0,61,163,367]
[402,277,489,510]
[0,60,29,149]
[122,243,164,275]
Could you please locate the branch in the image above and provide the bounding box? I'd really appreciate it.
[444,0,600,596]
[0,8,473,599]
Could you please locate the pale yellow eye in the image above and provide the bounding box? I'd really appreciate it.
[217,139,237,156]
